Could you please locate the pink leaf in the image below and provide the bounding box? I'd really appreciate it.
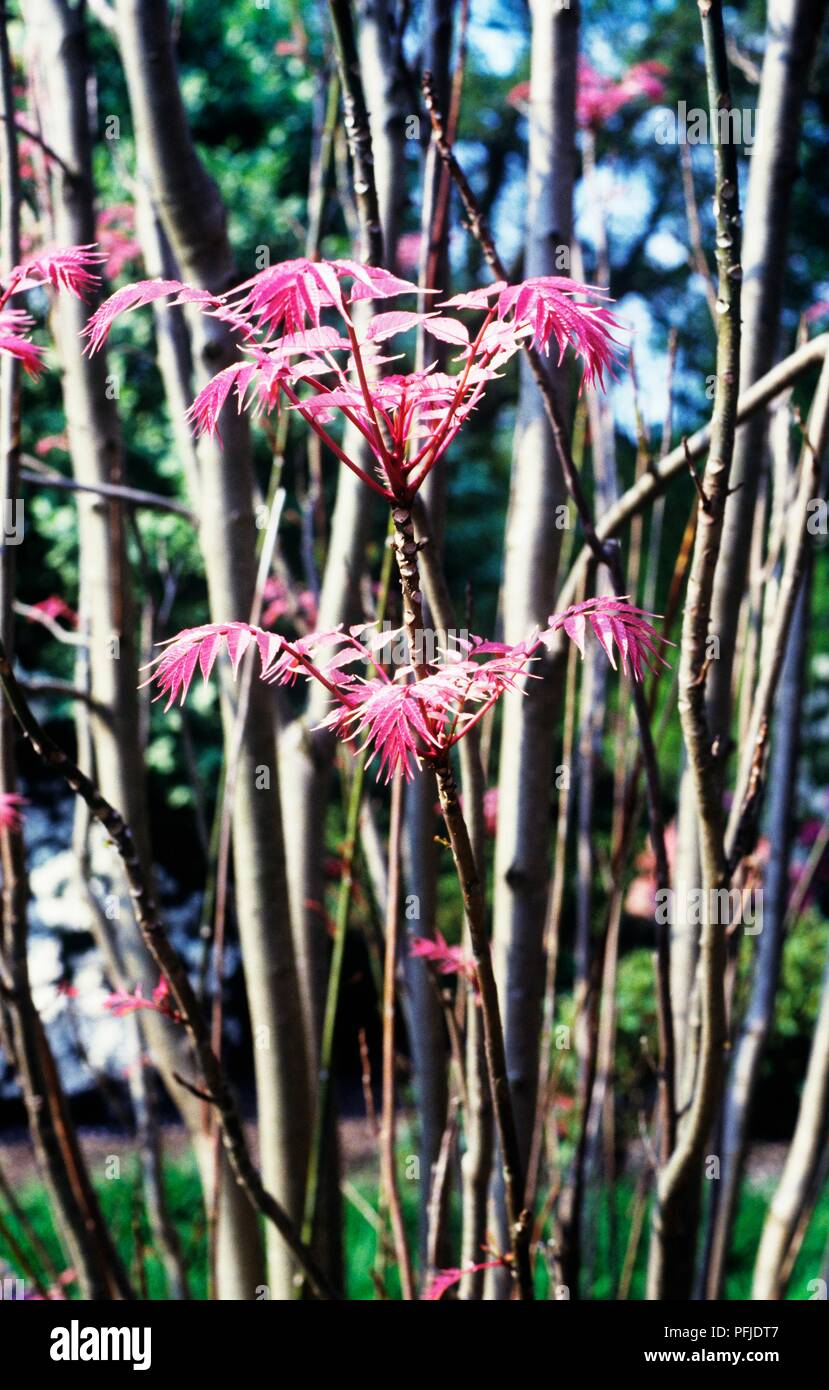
[7,244,105,300]
[186,362,256,437]
[422,1259,506,1300]
[83,278,201,354]
[363,310,429,343]
[96,204,141,280]
[545,597,671,681]
[0,309,44,376]
[496,276,626,392]
[104,978,181,1022]
[143,622,284,710]
[439,283,505,311]
[334,258,422,303]
[424,316,471,346]
[410,931,476,985]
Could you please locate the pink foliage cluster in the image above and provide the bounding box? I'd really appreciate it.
[103,976,180,1022]
[30,595,79,628]
[96,205,142,281]
[546,596,670,682]
[0,245,104,376]
[144,597,668,783]
[0,792,27,831]
[261,575,318,630]
[84,255,625,501]
[576,58,667,128]
[508,58,666,131]
[410,931,476,987]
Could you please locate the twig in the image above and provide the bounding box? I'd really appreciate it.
[0,112,80,183]
[20,460,197,522]
[13,601,85,646]
[390,501,534,1299]
[205,488,284,1295]
[326,0,383,265]
[683,436,711,512]
[679,140,718,322]
[726,354,829,869]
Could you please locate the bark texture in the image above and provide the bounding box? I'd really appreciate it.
[113,0,308,1297]
[488,0,578,1293]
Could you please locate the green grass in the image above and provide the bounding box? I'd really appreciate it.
[2,1151,827,1300]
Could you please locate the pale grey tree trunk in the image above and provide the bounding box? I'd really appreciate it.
[0,10,128,1300]
[112,0,309,1297]
[132,181,201,508]
[488,0,578,1294]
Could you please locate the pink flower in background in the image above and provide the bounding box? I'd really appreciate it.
[261,576,319,629]
[104,976,181,1022]
[17,135,36,181]
[395,232,423,272]
[96,205,142,280]
[34,432,69,456]
[508,58,666,130]
[578,57,667,128]
[805,300,829,325]
[30,595,79,628]
[483,786,499,837]
[410,931,476,986]
[0,793,27,831]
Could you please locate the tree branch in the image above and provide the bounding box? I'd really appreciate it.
[0,638,339,1302]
